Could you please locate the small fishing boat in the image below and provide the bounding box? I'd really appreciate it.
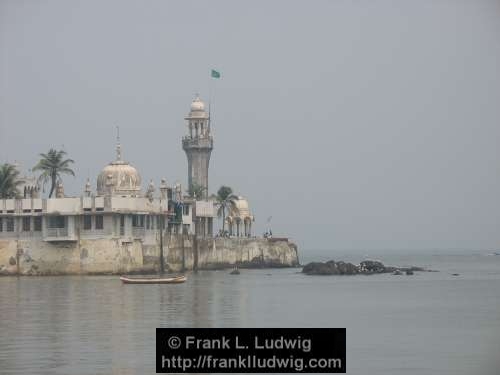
[119,275,187,284]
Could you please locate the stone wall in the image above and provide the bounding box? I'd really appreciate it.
[0,235,299,275]
[165,236,299,272]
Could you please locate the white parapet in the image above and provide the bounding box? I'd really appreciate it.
[46,198,81,214]
[5,200,14,211]
[82,197,92,210]
[21,199,31,210]
[33,199,42,211]
[95,196,104,210]
[195,200,215,217]
[109,196,164,213]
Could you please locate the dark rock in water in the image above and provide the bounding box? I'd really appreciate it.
[359,260,387,274]
[302,260,428,276]
[451,273,460,276]
[230,268,240,275]
[302,260,358,275]
[334,261,359,275]
[302,262,336,275]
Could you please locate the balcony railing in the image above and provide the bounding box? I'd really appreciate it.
[46,227,69,237]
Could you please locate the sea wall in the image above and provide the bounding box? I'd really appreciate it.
[0,235,299,275]
[165,236,299,272]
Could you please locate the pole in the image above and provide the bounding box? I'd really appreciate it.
[209,77,213,133]
[208,69,217,134]
[159,199,165,274]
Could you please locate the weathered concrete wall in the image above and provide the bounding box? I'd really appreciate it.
[165,237,299,272]
[0,235,299,275]
[0,238,152,275]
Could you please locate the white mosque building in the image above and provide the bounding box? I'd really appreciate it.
[0,96,255,243]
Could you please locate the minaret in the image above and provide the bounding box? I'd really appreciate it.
[182,95,213,198]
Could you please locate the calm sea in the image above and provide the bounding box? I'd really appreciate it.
[1,249,499,375]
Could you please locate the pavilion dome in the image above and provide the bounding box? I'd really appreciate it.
[190,95,205,111]
[227,196,253,222]
[186,95,208,119]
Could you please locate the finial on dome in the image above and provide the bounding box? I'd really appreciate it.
[116,125,122,161]
[146,179,155,201]
[84,178,91,197]
[56,182,65,198]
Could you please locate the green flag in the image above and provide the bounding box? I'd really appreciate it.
[211,69,221,79]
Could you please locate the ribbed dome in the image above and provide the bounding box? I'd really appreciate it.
[96,143,142,196]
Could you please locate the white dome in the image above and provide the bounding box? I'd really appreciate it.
[227,196,253,221]
[190,95,205,112]
[96,143,142,196]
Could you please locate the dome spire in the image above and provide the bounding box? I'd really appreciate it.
[116,125,122,161]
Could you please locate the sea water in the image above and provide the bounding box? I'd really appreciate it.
[0,248,499,375]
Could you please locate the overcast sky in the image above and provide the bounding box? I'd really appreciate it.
[1,0,500,250]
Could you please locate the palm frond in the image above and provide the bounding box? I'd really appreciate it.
[32,148,76,197]
[0,163,22,198]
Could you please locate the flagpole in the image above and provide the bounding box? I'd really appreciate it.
[209,71,213,134]
[209,69,220,135]
[209,101,211,134]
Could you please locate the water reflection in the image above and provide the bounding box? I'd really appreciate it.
[1,252,500,375]
[0,271,253,374]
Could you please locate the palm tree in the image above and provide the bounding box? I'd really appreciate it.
[187,183,207,199]
[33,149,75,198]
[214,186,239,232]
[0,163,22,199]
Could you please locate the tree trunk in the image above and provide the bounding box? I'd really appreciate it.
[222,206,226,232]
[49,175,56,198]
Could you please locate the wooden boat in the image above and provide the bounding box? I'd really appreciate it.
[119,275,187,284]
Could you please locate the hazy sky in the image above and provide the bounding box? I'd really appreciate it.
[1,0,500,250]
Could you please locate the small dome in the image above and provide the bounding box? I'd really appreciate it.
[186,95,209,120]
[190,95,205,111]
[228,196,253,221]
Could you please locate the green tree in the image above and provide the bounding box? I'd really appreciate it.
[214,186,239,232]
[33,149,75,198]
[0,163,22,199]
[187,183,207,199]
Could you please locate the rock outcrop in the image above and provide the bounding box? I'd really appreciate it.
[302,261,359,275]
[302,260,428,276]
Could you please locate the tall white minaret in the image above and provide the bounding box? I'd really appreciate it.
[182,95,213,198]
